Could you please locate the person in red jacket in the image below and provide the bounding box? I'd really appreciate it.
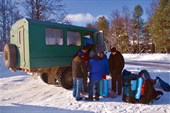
[109,47,125,95]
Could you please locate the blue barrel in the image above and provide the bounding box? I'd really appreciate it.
[100,80,103,96]
[100,79,109,97]
[135,77,143,99]
[103,79,109,97]
[131,80,137,91]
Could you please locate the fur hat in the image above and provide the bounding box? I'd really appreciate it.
[111,47,117,52]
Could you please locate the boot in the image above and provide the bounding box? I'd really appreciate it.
[94,96,100,101]
[85,97,93,101]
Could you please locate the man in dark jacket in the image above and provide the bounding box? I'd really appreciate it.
[72,51,87,101]
[109,47,125,95]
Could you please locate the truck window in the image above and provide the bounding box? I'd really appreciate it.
[67,31,81,46]
[45,28,63,45]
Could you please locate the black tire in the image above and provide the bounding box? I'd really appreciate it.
[4,44,17,68]
[59,67,73,89]
[40,73,48,84]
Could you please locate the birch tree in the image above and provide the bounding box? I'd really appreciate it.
[0,0,21,51]
[22,0,69,23]
[110,7,130,53]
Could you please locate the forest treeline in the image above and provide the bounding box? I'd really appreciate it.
[0,0,169,53]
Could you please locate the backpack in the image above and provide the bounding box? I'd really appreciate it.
[136,70,163,104]
[122,70,138,103]
[156,76,170,91]
[138,79,154,104]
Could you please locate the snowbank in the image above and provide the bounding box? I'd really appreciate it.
[0,52,170,113]
[123,53,170,62]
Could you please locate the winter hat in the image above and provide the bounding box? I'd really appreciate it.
[82,46,88,50]
[77,51,84,57]
[123,69,131,76]
[89,51,96,58]
[111,47,116,52]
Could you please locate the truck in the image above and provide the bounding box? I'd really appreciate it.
[4,18,106,89]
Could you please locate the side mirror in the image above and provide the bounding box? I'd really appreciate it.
[94,31,105,53]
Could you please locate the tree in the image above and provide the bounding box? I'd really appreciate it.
[121,6,131,53]
[86,22,96,29]
[132,5,145,53]
[110,7,130,53]
[148,0,170,53]
[146,0,159,20]
[0,0,21,51]
[21,0,69,23]
[110,10,123,50]
[95,16,110,41]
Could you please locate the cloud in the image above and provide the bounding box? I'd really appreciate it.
[65,13,95,25]
[65,13,109,26]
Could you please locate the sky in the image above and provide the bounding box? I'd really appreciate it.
[63,0,153,26]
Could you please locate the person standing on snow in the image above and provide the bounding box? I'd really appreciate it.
[85,54,105,101]
[98,52,110,79]
[72,48,87,101]
[74,45,93,93]
[108,47,125,95]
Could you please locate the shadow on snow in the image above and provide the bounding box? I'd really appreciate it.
[0,103,94,113]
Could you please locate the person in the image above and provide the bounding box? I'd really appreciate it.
[83,38,94,92]
[108,47,125,95]
[74,46,90,92]
[85,54,105,101]
[72,49,87,101]
[98,52,110,79]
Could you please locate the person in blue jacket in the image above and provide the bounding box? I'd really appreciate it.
[99,52,110,77]
[85,54,105,101]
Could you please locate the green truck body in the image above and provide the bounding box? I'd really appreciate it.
[4,18,105,89]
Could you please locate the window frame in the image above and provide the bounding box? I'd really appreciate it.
[66,31,82,46]
[45,28,64,46]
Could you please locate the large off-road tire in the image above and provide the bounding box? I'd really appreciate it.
[4,44,17,68]
[58,67,73,89]
[40,73,48,84]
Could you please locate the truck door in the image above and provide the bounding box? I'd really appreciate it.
[94,31,106,53]
[18,26,26,67]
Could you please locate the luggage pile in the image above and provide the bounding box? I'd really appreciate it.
[99,69,166,104]
[122,69,163,104]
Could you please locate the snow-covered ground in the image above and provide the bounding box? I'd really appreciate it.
[0,52,170,113]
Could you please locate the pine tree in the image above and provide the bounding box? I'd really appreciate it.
[132,5,144,53]
[95,16,110,42]
[149,0,170,53]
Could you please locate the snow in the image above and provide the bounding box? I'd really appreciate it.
[0,52,170,113]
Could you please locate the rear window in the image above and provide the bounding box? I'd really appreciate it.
[45,28,63,45]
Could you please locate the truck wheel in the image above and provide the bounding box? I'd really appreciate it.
[60,68,73,89]
[40,73,48,84]
[4,44,17,68]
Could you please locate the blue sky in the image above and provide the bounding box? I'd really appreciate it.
[63,0,153,26]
